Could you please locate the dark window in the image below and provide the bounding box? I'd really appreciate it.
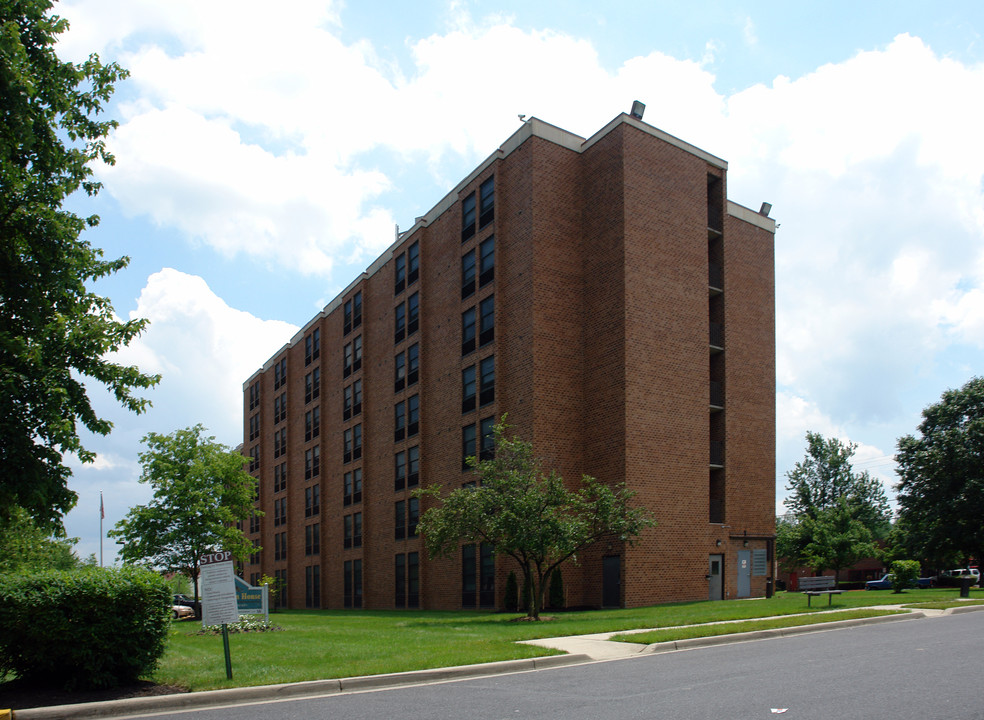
[274,462,287,493]
[479,355,495,406]
[344,428,353,464]
[479,542,495,607]
[395,553,406,606]
[354,512,363,547]
[275,568,288,607]
[275,532,287,562]
[394,351,406,392]
[479,296,494,346]
[480,416,495,461]
[462,366,476,413]
[461,543,476,606]
[479,236,494,287]
[408,551,419,608]
[479,176,494,228]
[461,192,476,242]
[275,392,287,424]
[462,250,476,299]
[250,540,261,565]
[344,298,353,335]
[407,292,419,335]
[462,424,476,470]
[462,307,476,356]
[305,407,319,441]
[395,252,406,294]
[343,467,362,506]
[408,496,419,538]
[395,500,406,540]
[305,485,320,517]
[407,445,419,487]
[305,564,320,608]
[407,344,419,385]
[353,335,362,371]
[303,445,320,478]
[305,523,320,555]
[353,292,362,330]
[249,413,259,441]
[394,400,406,442]
[407,394,419,437]
[395,451,406,491]
[249,445,259,472]
[344,385,353,421]
[249,512,260,534]
[274,427,286,458]
[352,380,362,416]
[248,381,260,411]
[273,358,286,390]
[305,328,320,366]
[305,368,320,403]
[344,559,362,608]
[395,302,406,343]
[344,514,353,548]
[344,341,353,378]
[407,241,420,285]
[353,424,362,461]
[274,497,286,527]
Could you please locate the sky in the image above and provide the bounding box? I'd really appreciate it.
[47,0,984,562]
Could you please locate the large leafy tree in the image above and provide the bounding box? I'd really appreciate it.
[0,504,80,573]
[781,432,891,576]
[415,421,656,620]
[895,377,984,571]
[0,0,158,530]
[109,425,258,601]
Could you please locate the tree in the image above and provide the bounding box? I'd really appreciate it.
[890,560,920,594]
[0,0,159,530]
[109,425,258,600]
[0,505,80,573]
[415,420,656,620]
[895,377,984,571]
[798,498,877,583]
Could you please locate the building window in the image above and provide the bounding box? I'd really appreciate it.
[480,416,495,460]
[395,451,406,491]
[305,368,320,404]
[305,523,320,555]
[273,358,287,390]
[305,328,320,366]
[344,559,362,608]
[462,307,476,356]
[408,496,419,538]
[395,500,406,540]
[462,365,476,413]
[274,427,286,458]
[275,392,287,424]
[407,343,419,386]
[407,445,419,487]
[479,176,494,228]
[407,241,420,285]
[461,543,476,606]
[344,291,362,335]
[394,400,406,442]
[305,564,320,608]
[344,512,362,549]
[344,426,362,464]
[274,532,287,562]
[275,568,288,608]
[462,250,476,299]
[344,468,362,506]
[479,295,494,346]
[305,484,320,517]
[395,553,406,607]
[479,355,495,406]
[395,301,406,343]
[395,351,406,392]
[407,394,420,437]
[408,551,419,608]
[461,192,476,242]
[479,542,495,607]
[274,462,286,493]
[343,380,362,421]
[250,539,261,565]
[343,335,363,378]
[248,381,260,410]
[249,445,259,472]
[304,445,320,479]
[249,413,260,441]
[407,292,419,336]
[273,497,286,527]
[462,424,476,471]
[305,407,320,441]
[394,252,406,295]
[249,512,260,534]
[479,235,494,287]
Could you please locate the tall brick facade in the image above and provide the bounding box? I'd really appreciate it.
[242,112,776,610]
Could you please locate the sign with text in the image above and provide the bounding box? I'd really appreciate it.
[234,575,269,621]
[200,551,239,626]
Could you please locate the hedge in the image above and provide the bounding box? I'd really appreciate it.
[0,565,171,689]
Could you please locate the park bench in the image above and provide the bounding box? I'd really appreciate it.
[799,576,843,606]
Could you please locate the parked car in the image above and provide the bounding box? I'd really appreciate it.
[937,569,980,587]
[864,573,935,590]
[172,603,195,620]
[173,594,201,616]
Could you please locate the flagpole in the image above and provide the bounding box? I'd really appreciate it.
[100,491,104,567]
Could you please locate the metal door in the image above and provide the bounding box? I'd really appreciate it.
[602,555,621,607]
[737,549,751,598]
[708,554,723,600]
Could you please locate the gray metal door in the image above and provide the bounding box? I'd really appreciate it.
[737,549,751,598]
[708,554,723,600]
[602,555,621,607]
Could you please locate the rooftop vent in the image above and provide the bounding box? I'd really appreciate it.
[630,100,646,120]
[759,202,772,217]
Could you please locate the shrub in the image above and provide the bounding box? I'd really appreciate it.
[0,565,171,689]
[891,560,921,593]
[504,571,519,612]
[548,568,565,609]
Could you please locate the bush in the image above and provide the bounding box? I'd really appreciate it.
[0,565,171,689]
[891,560,921,593]
[548,568,565,609]
[504,571,519,612]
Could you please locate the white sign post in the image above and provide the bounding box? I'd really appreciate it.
[200,550,239,679]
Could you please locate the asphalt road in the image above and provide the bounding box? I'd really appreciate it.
[136,611,983,720]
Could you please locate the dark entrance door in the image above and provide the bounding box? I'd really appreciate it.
[602,555,621,607]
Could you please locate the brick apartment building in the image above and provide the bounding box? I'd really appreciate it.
[242,108,776,610]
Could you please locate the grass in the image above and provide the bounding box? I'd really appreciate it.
[155,586,984,691]
[608,608,906,644]
[900,598,984,610]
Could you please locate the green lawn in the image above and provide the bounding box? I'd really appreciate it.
[156,587,983,691]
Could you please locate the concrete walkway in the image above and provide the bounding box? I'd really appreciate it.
[11,603,984,720]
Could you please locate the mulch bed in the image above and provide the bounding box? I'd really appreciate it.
[0,679,188,711]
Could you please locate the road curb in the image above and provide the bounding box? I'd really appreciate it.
[643,610,925,654]
[944,604,984,615]
[11,654,591,719]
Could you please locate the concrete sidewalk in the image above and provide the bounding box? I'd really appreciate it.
[10,603,984,720]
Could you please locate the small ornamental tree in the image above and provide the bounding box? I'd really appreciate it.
[415,420,656,620]
[890,560,921,594]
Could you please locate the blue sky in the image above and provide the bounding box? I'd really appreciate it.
[51,0,984,562]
